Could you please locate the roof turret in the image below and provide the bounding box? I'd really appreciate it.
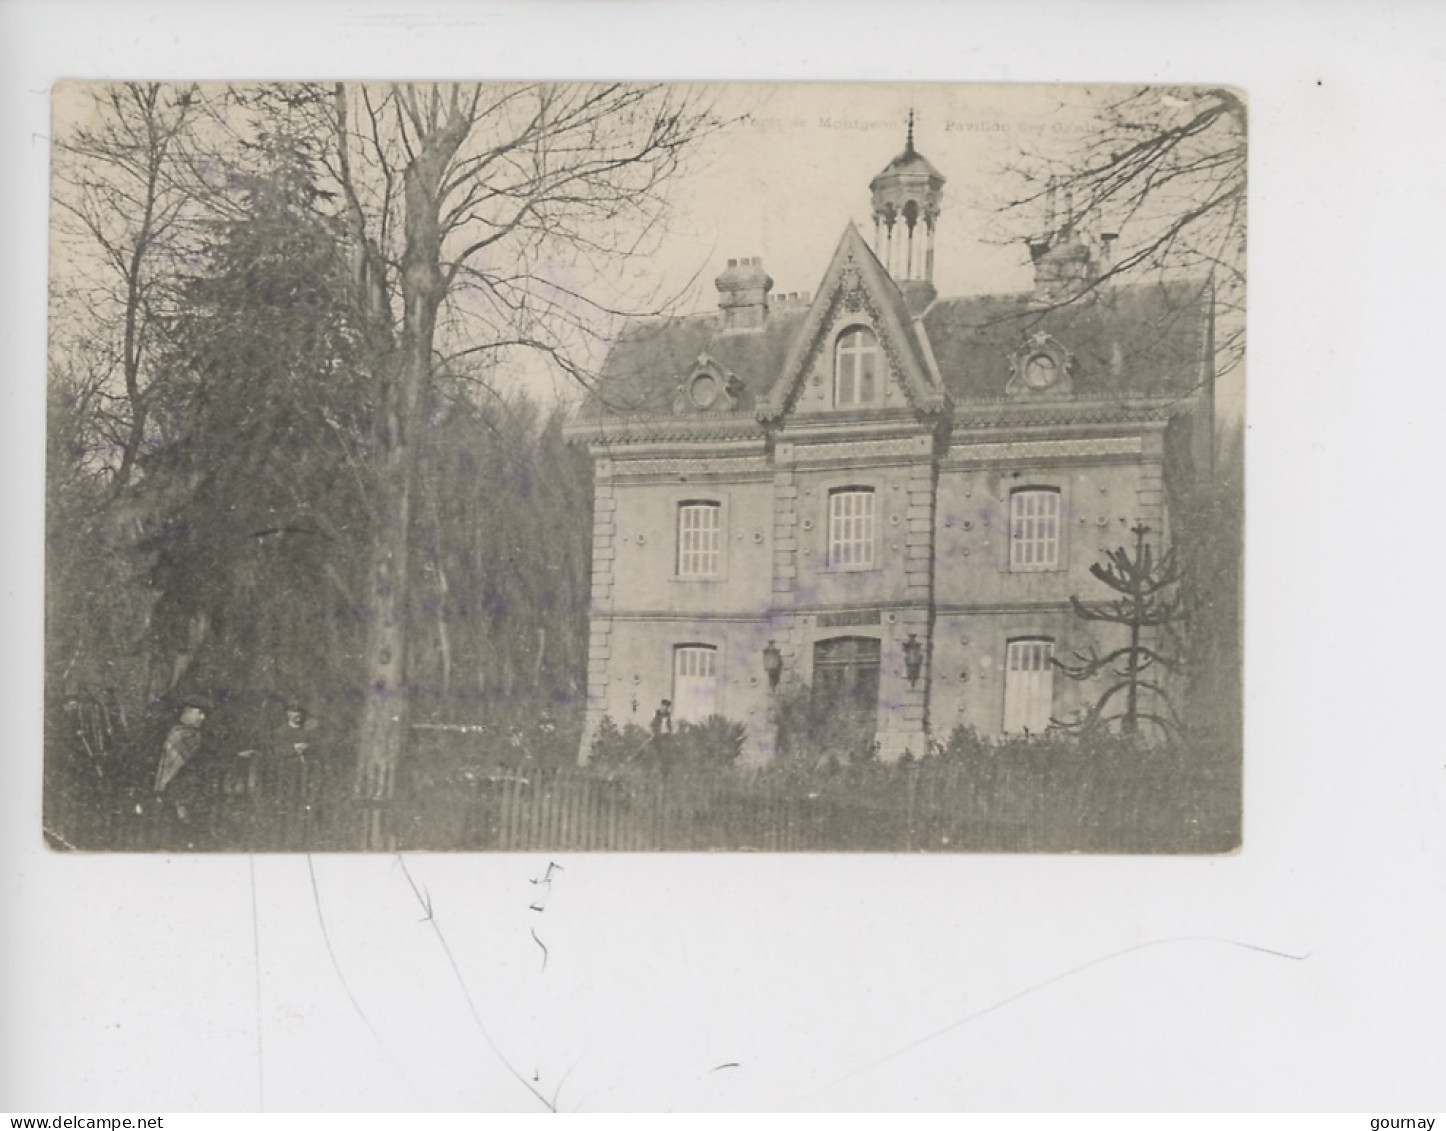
[869,112,946,313]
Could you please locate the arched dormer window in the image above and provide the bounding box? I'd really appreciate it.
[834,326,881,407]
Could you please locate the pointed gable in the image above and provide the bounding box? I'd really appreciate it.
[757,224,949,422]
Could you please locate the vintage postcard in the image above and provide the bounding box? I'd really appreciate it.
[44,82,1244,853]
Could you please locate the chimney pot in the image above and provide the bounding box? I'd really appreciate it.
[715,256,773,331]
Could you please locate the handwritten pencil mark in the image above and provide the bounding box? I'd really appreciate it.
[531,927,549,972]
[395,855,556,1113]
[551,1054,585,1111]
[827,935,1311,1090]
[307,855,418,1099]
[711,1062,741,1072]
[394,855,434,921]
[529,860,563,913]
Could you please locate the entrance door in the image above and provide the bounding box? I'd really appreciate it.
[812,636,881,757]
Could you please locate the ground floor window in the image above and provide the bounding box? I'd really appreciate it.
[1003,637,1055,734]
[673,644,719,723]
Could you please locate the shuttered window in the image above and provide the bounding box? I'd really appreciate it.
[828,488,876,569]
[1010,489,1061,570]
[1003,638,1055,734]
[673,645,719,723]
[677,502,721,577]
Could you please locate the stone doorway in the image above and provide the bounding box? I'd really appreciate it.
[812,635,882,758]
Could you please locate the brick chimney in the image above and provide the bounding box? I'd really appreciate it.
[1028,227,1098,302]
[1027,181,1110,303]
[715,257,773,331]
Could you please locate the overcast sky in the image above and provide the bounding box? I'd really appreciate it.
[545,82,1245,419]
[640,83,1106,312]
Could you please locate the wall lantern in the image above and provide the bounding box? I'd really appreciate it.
[762,639,783,690]
[902,634,924,687]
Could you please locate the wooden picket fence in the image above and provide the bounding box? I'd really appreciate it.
[45,748,1239,854]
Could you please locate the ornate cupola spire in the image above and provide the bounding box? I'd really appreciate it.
[869,110,946,313]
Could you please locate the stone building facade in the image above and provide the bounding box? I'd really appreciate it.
[566,129,1214,763]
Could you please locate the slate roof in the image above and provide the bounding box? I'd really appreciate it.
[580,308,808,419]
[582,276,1210,422]
[870,145,945,187]
[922,279,1212,403]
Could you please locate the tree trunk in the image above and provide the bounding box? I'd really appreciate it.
[427,473,453,699]
[353,103,470,811]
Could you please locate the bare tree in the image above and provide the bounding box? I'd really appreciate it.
[998,86,1246,379]
[50,83,206,497]
[285,83,724,812]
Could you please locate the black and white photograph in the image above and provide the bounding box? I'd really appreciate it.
[5,0,1446,1116]
[44,81,1243,854]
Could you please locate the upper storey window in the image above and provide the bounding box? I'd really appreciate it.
[677,501,722,577]
[828,488,876,569]
[834,327,881,407]
[1009,488,1061,570]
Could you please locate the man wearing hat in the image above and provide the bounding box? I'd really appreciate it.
[650,698,673,742]
[152,693,225,848]
[258,699,328,848]
[154,694,209,797]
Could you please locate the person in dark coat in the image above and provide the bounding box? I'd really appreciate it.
[155,697,208,799]
[153,695,217,848]
[254,701,330,849]
[650,698,673,741]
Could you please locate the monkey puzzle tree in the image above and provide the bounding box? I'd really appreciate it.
[1053,523,1189,736]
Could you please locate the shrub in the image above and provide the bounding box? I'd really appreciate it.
[588,714,651,769]
[940,724,991,764]
[675,714,746,766]
[774,683,880,766]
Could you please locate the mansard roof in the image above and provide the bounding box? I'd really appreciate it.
[580,270,1211,427]
[922,278,1213,404]
[578,307,806,421]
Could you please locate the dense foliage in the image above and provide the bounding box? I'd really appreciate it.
[46,92,595,790]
